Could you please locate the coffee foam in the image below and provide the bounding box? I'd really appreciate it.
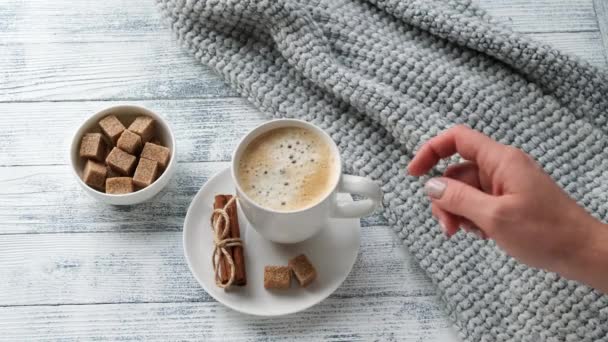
[237,127,336,211]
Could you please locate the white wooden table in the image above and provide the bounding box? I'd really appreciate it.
[1,0,606,340]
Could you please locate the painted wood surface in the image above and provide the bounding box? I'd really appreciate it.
[595,0,608,60]
[0,99,258,166]
[481,0,599,32]
[0,31,605,103]
[0,298,456,342]
[0,161,388,234]
[0,0,606,103]
[0,0,599,44]
[0,99,258,167]
[0,0,606,340]
[0,227,434,306]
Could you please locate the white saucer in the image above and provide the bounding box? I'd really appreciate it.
[183,167,361,316]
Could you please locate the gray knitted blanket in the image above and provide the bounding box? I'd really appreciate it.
[157,0,608,340]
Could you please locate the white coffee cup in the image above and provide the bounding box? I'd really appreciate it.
[231,119,382,244]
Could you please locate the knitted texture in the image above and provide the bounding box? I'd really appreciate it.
[157,0,608,340]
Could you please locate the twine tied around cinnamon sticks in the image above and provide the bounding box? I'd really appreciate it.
[211,195,245,289]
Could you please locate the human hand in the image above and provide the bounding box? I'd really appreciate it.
[408,125,608,292]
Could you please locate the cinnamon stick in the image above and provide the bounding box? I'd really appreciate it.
[213,194,230,285]
[225,195,247,285]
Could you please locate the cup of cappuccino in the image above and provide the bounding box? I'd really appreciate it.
[232,119,382,244]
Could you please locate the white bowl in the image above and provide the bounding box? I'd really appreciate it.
[69,105,177,205]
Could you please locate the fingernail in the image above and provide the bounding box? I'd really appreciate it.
[438,220,448,236]
[425,178,446,199]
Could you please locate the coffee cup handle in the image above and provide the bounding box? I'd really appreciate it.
[332,175,382,218]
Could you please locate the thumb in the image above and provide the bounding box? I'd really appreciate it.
[425,177,495,227]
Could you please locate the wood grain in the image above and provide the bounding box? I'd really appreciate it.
[0,0,597,44]
[0,0,164,44]
[0,41,237,102]
[480,0,599,32]
[0,227,434,306]
[1,26,606,162]
[1,0,605,103]
[0,35,604,102]
[594,0,608,63]
[0,99,260,167]
[527,31,607,68]
[0,298,458,342]
[0,0,604,340]
[0,162,388,234]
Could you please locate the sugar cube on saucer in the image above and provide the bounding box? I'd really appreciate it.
[264,266,291,289]
[289,254,317,287]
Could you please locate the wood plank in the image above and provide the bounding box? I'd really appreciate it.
[0,99,259,167]
[479,0,598,32]
[0,162,388,234]
[0,162,223,234]
[527,31,607,68]
[0,0,163,44]
[0,30,603,103]
[0,228,433,306]
[0,299,459,341]
[1,33,605,166]
[594,0,608,63]
[0,0,596,45]
[0,41,236,102]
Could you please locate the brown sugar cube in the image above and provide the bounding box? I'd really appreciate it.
[79,133,106,161]
[288,254,317,287]
[116,129,142,155]
[264,266,291,290]
[128,116,155,143]
[105,147,136,176]
[99,115,126,145]
[82,160,107,191]
[140,142,170,169]
[106,177,134,194]
[106,165,121,179]
[133,158,159,188]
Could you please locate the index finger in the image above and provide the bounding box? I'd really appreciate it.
[407,125,506,176]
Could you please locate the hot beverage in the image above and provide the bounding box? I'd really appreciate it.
[236,127,337,211]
